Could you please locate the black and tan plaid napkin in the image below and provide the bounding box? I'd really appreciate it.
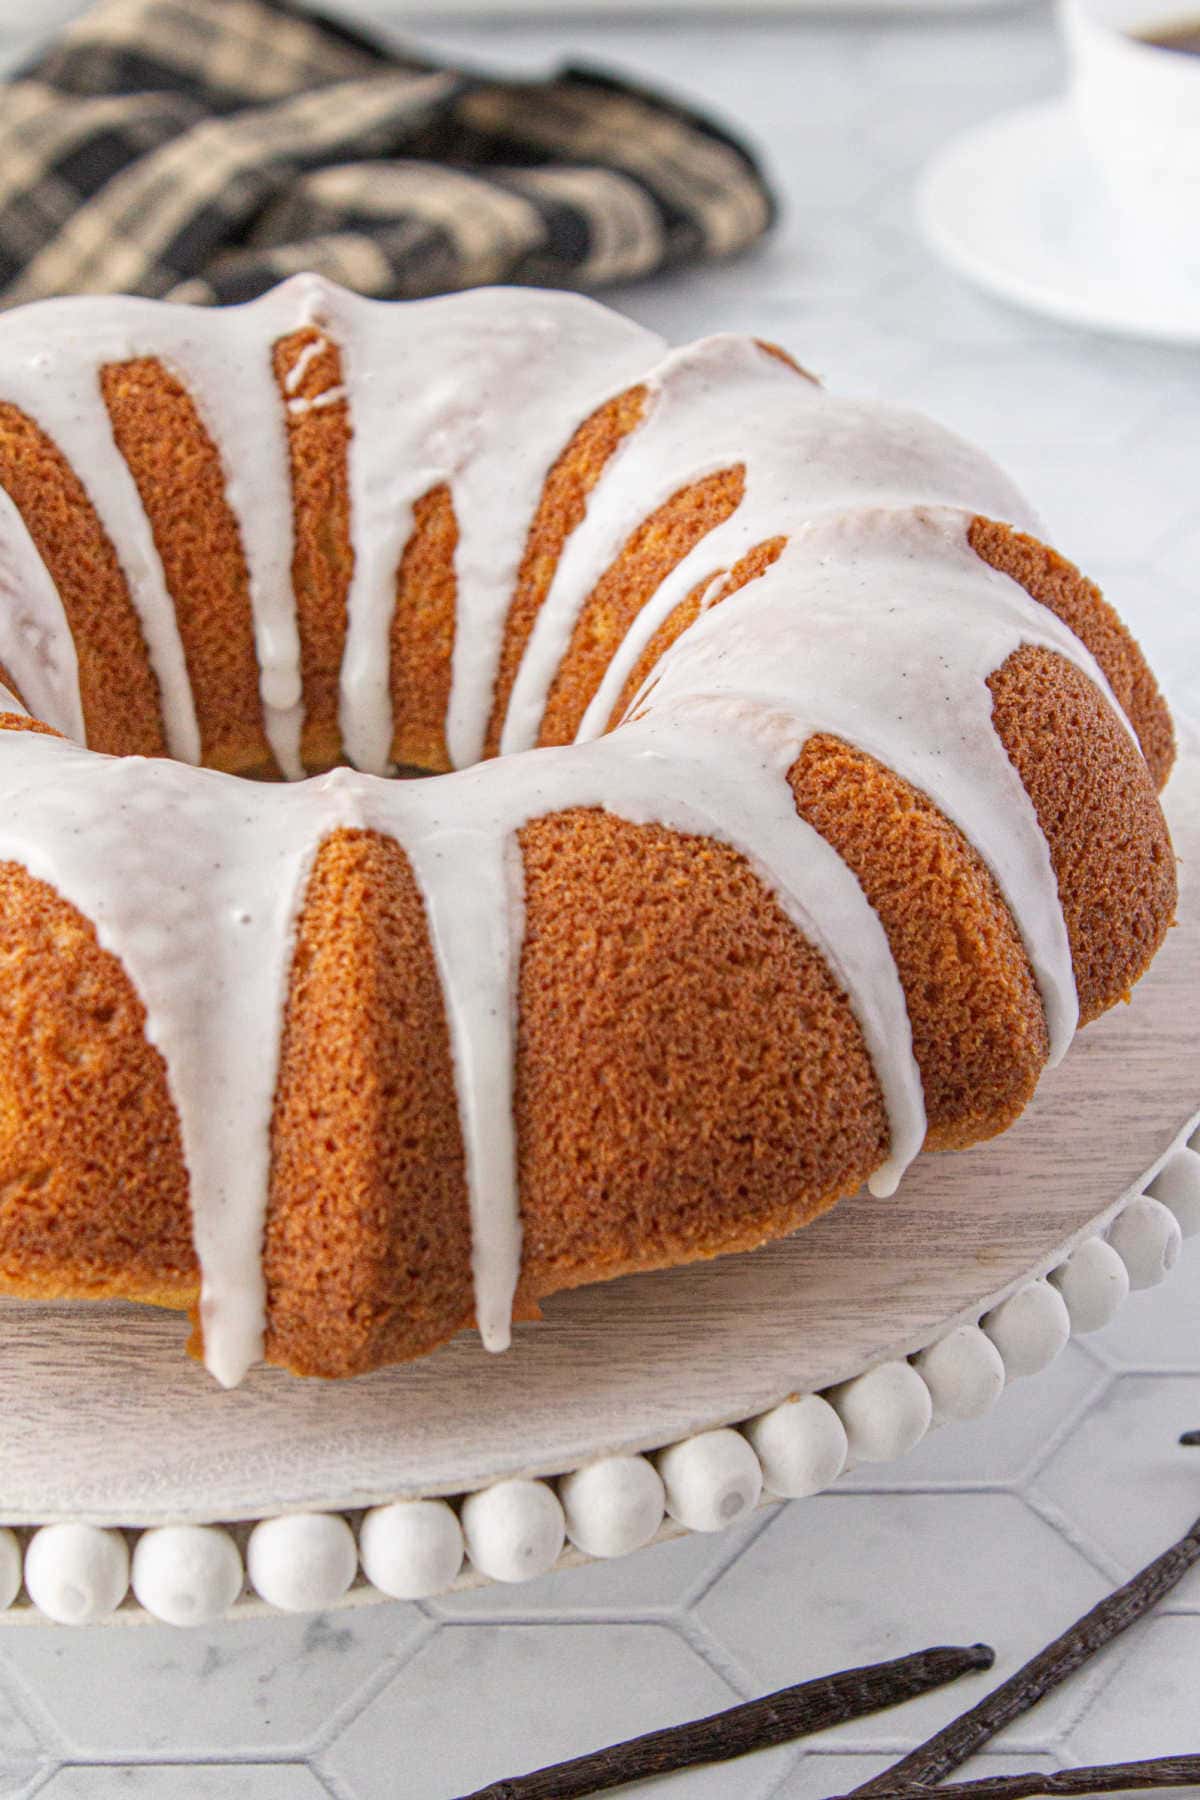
[0,0,776,308]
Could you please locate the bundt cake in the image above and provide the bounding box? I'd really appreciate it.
[0,276,1176,1386]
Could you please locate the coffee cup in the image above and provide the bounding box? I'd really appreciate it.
[1059,0,1200,249]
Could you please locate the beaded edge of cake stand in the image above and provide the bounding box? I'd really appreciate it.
[3,1109,1197,1628]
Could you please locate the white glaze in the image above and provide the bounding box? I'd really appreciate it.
[0,278,1144,1384]
[655,1428,763,1531]
[359,1499,464,1600]
[633,506,1126,1070]
[461,1478,566,1584]
[130,1524,243,1626]
[0,485,83,741]
[329,285,659,774]
[558,1455,666,1558]
[246,1512,357,1612]
[502,334,1040,755]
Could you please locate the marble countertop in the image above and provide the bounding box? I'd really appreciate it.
[0,4,1196,1796]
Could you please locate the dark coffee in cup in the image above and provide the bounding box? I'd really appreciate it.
[1134,15,1200,49]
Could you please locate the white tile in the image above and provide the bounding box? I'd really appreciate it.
[881,342,1168,457]
[872,253,1058,356]
[776,1748,1064,1799]
[859,13,1056,98]
[0,1605,425,1758]
[1030,1372,1200,1605]
[696,1491,1111,1749]
[1088,1267,1200,1372]
[775,1751,898,1799]
[41,1769,324,1799]
[1002,440,1200,572]
[1155,514,1200,609]
[0,1677,45,1760]
[430,1511,770,1619]
[1074,559,1200,711]
[838,1342,1105,1490]
[322,1622,792,1800]
[1067,1614,1200,1761]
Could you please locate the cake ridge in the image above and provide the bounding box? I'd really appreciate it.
[500,333,1040,757]
[0,278,1177,1384]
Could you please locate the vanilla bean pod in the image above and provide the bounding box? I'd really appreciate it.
[842,1754,1200,1800]
[850,1510,1200,1796]
[455,1642,994,1800]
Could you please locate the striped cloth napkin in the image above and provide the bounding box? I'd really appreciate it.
[0,0,776,308]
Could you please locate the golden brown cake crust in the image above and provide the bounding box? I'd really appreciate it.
[264,827,474,1378]
[275,329,353,776]
[484,386,647,759]
[513,808,888,1303]
[988,645,1177,1025]
[0,752,194,1308]
[390,485,459,775]
[969,516,1175,790]
[537,465,746,747]
[614,536,786,728]
[966,518,1177,1025]
[0,403,166,759]
[101,358,278,778]
[0,355,1180,1381]
[787,735,1050,1151]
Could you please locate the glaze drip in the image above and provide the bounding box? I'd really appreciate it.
[0,278,1141,1384]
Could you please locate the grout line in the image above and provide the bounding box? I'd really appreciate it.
[681,1503,781,1610]
[306,1614,440,1757]
[668,1610,760,1701]
[0,1659,68,1762]
[306,1765,342,1800]
[1020,1360,1116,1486]
[1019,1488,1130,1586]
[50,1754,321,1768]
[15,1764,59,1800]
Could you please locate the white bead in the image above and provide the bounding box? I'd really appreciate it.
[0,1530,21,1611]
[913,1326,1006,1423]
[460,1480,565,1584]
[655,1429,763,1532]
[743,1394,848,1497]
[1108,1196,1183,1289]
[1049,1237,1130,1334]
[131,1525,242,1626]
[25,1524,129,1623]
[983,1278,1070,1379]
[559,1456,665,1559]
[246,1513,357,1613]
[360,1500,464,1600]
[1149,1148,1200,1239]
[826,1361,932,1463]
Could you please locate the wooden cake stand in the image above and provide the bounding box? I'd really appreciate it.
[0,735,1195,1624]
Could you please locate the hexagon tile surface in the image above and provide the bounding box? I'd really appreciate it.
[0,4,1195,1798]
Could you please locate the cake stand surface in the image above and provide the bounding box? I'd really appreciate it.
[0,738,1195,1622]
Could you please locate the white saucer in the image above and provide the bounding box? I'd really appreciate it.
[918,97,1200,345]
